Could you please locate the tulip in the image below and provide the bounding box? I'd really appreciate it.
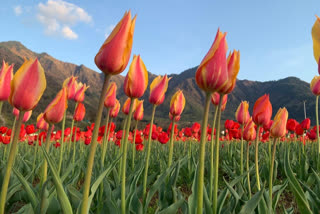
[104,82,117,108]
[301,118,310,130]
[94,11,136,76]
[312,15,320,73]
[219,50,240,94]
[169,112,180,122]
[286,119,298,132]
[74,83,89,102]
[195,29,228,93]
[253,94,272,127]
[169,90,185,117]
[110,99,120,118]
[124,55,148,98]
[211,92,228,111]
[313,77,320,157]
[73,103,86,122]
[269,108,288,203]
[270,108,288,138]
[13,108,32,123]
[44,88,68,124]
[122,98,136,115]
[134,100,144,121]
[235,101,250,125]
[310,76,320,95]
[0,60,13,112]
[63,76,78,100]
[149,74,171,105]
[9,59,46,111]
[36,113,49,131]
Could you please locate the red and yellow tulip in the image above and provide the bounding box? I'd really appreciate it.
[312,15,320,70]
[235,101,250,125]
[74,83,89,102]
[122,98,136,115]
[0,60,13,101]
[110,99,120,118]
[63,76,78,100]
[310,76,320,95]
[252,94,272,127]
[73,102,86,122]
[169,90,185,117]
[44,87,68,124]
[134,100,144,121]
[270,108,288,138]
[104,82,117,108]
[149,74,171,105]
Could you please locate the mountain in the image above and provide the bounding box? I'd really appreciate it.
[0,41,316,130]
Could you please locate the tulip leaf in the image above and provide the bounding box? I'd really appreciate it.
[239,186,264,214]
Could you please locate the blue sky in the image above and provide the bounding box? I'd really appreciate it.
[0,0,319,82]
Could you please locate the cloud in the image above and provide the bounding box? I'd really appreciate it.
[36,0,92,39]
[105,24,115,38]
[14,5,22,16]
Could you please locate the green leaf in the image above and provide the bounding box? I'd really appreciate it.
[239,187,264,214]
[272,180,288,210]
[157,198,184,214]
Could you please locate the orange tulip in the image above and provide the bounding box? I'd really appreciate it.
[243,119,256,141]
[104,82,117,108]
[310,76,320,95]
[169,90,185,117]
[122,97,136,115]
[124,55,148,98]
[195,29,228,92]
[36,113,49,131]
[0,60,13,101]
[149,74,171,105]
[95,11,136,75]
[235,101,250,125]
[253,94,272,127]
[211,92,228,111]
[133,100,144,121]
[219,50,240,94]
[270,108,288,138]
[9,59,46,111]
[63,76,78,100]
[73,102,86,122]
[110,99,120,118]
[13,108,32,123]
[74,83,89,102]
[312,15,320,72]
[44,87,68,124]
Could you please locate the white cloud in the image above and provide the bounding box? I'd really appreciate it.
[62,26,78,39]
[105,24,115,38]
[14,5,22,16]
[36,0,92,39]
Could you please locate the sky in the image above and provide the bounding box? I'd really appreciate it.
[0,0,319,82]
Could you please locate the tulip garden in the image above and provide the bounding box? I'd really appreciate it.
[1,11,320,214]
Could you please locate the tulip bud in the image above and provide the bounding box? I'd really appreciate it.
[252,94,272,126]
[9,59,46,111]
[170,90,185,117]
[270,108,288,138]
[44,87,68,124]
[110,99,120,118]
[195,29,228,92]
[13,108,32,123]
[310,76,320,95]
[95,11,136,75]
[219,50,240,94]
[235,101,250,125]
[37,113,49,131]
[104,82,117,108]
[73,103,86,122]
[124,55,148,98]
[74,83,89,102]
[243,119,256,141]
[63,76,78,100]
[169,112,181,122]
[0,60,13,101]
[211,92,228,111]
[149,74,171,105]
[312,15,320,74]
[133,100,144,121]
[122,97,136,115]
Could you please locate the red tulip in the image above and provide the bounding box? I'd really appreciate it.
[158,132,169,144]
[74,83,89,102]
[195,29,228,92]
[95,11,136,75]
[235,101,250,125]
[286,119,298,132]
[136,143,144,151]
[243,119,256,141]
[211,92,228,111]
[124,55,148,98]
[0,60,13,101]
[73,103,86,122]
[300,118,310,130]
[9,59,46,111]
[63,76,78,100]
[252,94,272,127]
[149,75,171,105]
[44,87,68,124]
[295,124,304,136]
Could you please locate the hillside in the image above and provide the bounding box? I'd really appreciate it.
[0,41,316,129]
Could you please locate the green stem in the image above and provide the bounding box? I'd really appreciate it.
[213,95,223,214]
[246,141,251,199]
[72,122,78,172]
[0,101,3,116]
[269,138,277,205]
[81,74,111,214]
[132,121,138,170]
[196,92,211,214]
[240,124,244,176]
[142,104,157,202]
[119,118,127,180]
[255,125,261,190]
[209,106,218,201]
[317,96,320,158]
[58,111,66,175]
[168,119,176,168]
[0,111,24,214]
[40,124,54,188]
[101,109,110,167]
[121,97,136,214]
[32,131,40,181]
